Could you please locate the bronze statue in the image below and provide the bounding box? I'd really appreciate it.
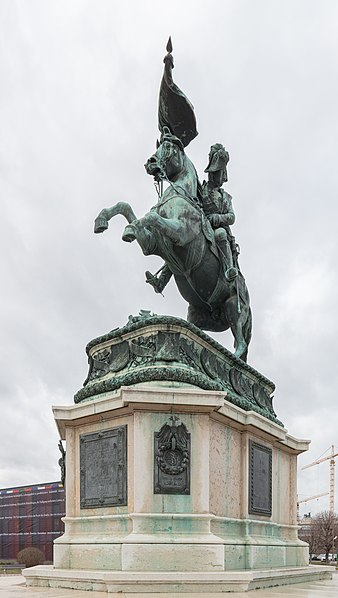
[94,40,252,361]
[58,440,66,487]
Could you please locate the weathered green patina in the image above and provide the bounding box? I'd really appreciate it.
[74,313,281,426]
[94,40,252,362]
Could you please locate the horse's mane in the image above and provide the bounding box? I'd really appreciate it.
[178,152,203,205]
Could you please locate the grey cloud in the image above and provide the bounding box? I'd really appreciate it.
[0,0,337,515]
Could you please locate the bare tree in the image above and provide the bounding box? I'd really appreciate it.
[298,517,319,559]
[300,511,338,563]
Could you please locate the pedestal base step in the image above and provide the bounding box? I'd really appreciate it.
[24,565,332,593]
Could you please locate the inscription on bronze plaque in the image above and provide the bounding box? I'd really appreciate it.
[248,440,272,516]
[154,416,190,495]
[80,426,127,508]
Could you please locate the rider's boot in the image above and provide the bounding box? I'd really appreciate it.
[218,239,238,282]
[145,264,173,294]
[145,271,163,293]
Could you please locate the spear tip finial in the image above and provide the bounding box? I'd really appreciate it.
[166,36,173,53]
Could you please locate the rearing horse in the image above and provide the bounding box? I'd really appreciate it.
[95,134,252,361]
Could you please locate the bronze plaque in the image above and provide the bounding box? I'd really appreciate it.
[154,416,190,495]
[80,426,127,508]
[249,440,272,516]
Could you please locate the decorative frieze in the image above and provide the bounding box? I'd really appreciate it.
[75,314,280,425]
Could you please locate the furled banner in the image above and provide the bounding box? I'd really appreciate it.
[158,37,198,148]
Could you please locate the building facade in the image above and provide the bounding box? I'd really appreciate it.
[0,481,65,562]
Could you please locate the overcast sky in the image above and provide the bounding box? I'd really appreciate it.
[1,0,337,517]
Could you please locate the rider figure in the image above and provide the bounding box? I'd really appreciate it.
[201,143,238,282]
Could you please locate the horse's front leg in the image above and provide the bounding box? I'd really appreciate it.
[121,212,160,243]
[125,210,195,246]
[94,202,137,233]
[122,218,157,256]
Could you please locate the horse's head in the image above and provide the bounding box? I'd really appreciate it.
[145,127,185,182]
[145,127,200,202]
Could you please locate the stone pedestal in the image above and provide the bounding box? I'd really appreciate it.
[24,317,332,592]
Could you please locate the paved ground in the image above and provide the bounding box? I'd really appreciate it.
[0,573,337,597]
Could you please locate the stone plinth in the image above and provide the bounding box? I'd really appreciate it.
[23,318,332,592]
[24,385,331,592]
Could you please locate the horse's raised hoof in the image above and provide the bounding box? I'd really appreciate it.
[122,225,136,243]
[94,216,108,234]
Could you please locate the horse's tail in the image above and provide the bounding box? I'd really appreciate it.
[235,274,252,362]
[243,305,252,361]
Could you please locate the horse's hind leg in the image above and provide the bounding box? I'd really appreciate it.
[187,304,211,329]
[187,304,227,332]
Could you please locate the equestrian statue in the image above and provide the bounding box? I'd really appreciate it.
[94,38,252,361]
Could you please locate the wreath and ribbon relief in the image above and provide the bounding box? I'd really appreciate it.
[155,416,190,476]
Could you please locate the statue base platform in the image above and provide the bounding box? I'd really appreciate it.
[23,318,332,592]
[24,564,331,593]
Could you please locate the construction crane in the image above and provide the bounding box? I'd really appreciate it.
[302,445,338,513]
[297,492,329,521]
